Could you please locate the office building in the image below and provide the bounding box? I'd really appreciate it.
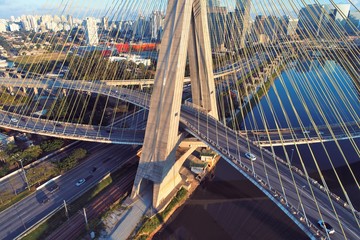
[85,17,99,46]
[208,6,228,51]
[0,20,6,32]
[150,11,164,41]
[102,16,109,30]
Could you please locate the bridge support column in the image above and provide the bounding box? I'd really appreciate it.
[188,0,218,119]
[33,87,39,95]
[62,89,67,97]
[21,87,27,94]
[132,0,217,210]
[8,86,14,94]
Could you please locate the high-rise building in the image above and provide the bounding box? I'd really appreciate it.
[133,15,147,39]
[67,15,74,27]
[21,20,30,31]
[298,4,333,38]
[331,4,350,22]
[85,17,99,46]
[248,15,267,43]
[208,0,220,8]
[345,12,360,35]
[283,16,299,36]
[150,11,164,41]
[102,17,109,30]
[0,20,7,32]
[208,6,228,51]
[61,15,67,23]
[41,15,53,28]
[27,15,37,31]
[263,16,281,42]
[235,0,251,48]
[9,23,20,31]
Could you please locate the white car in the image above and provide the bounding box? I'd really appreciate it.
[75,178,86,187]
[245,152,256,161]
[10,118,18,123]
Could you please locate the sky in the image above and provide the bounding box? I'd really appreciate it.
[0,0,358,19]
[0,0,167,20]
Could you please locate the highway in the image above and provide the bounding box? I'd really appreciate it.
[45,162,137,240]
[0,109,147,198]
[0,144,140,240]
[245,121,360,146]
[180,105,359,240]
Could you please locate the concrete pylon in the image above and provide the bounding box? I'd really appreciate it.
[132,0,218,209]
[188,0,218,118]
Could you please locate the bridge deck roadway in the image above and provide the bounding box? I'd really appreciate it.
[0,78,358,145]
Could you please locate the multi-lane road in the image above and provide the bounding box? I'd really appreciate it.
[0,144,139,240]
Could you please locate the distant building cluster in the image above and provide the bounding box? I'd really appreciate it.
[0,14,82,33]
[207,1,359,51]
[0,11,165,47]
[0,1,359,51]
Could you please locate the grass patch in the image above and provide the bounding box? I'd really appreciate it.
[9,53,67,64]
[0,91,29,106]
[0,189,33,212]
[135,188,188,239]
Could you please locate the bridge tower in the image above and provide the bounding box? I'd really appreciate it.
[132,0,218,209]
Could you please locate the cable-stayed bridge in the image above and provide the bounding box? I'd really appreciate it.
[0,78,358,146]
[0,0,359,239]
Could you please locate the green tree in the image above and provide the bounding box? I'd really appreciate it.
[57,148,87,172]
[41,139,64,152]
[0,150,9,163]
[20,145,43,163]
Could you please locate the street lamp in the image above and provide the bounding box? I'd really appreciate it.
[290,148,294,165]
[297,185,306,211]
[297,185,309,226]
[18,159,30,191]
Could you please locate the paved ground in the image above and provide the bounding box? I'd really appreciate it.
[107,191,152,240]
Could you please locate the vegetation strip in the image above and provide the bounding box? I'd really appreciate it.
[20,166,131,240]
[135,187,188,240]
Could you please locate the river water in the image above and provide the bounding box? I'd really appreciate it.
[154,59,359,239]
[241,59,359,129]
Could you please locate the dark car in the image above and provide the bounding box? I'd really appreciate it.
[48,184,59,193]
[318,220,335,235]
[41,197,50,204]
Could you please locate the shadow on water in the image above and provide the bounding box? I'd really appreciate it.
[154,160,308,240]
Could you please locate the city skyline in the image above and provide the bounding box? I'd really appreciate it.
[0,0,357,19]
